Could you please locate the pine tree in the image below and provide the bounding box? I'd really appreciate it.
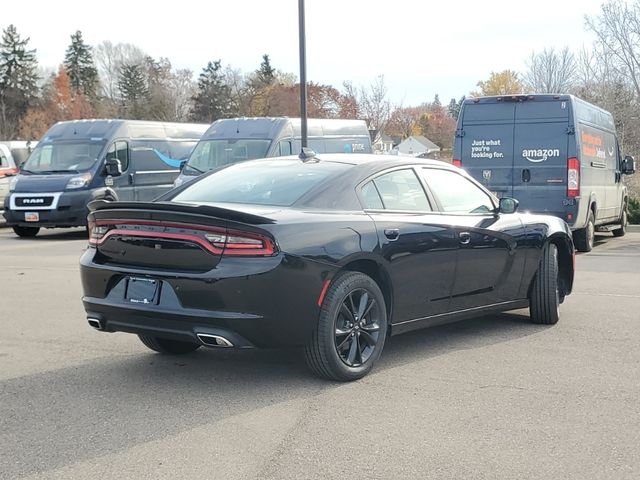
[64,30,99,98]
[118,63,149,119]
[432,94,441,108]
[256,54,275,88]
[0,24,39,138]
[190,60,231,122]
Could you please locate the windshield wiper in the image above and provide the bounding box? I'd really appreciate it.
[42,169,80,174]
[185,164,205,174]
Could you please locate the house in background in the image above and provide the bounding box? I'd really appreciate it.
[396,135,440,157]
[372,132,395,153]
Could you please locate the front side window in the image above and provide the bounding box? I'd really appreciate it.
[362,169,431,212]
[106,141,130,171]
[421,168,495,214]
[21,141,106,173]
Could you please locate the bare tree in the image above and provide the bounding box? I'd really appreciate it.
[522,47,577,93]
[359,75,391,131]
[167,68,195,121]
[586,0,640,98]
[95,41,146,101]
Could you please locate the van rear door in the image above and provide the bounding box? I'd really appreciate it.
[512,99,570,217]
[459,102,516,197]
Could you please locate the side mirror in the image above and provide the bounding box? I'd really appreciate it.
[498,197,519,214]
[622,155,635,175]
[105,157,122,176]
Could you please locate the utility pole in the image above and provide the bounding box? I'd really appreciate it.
[298,0,308,150]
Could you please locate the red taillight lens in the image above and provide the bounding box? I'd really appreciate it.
[567,157,580,198]
[452,159,462,168]
[88,220,111,245]
[206,229,276,256]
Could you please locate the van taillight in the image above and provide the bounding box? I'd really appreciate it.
[452,159,462,168]
[567,157,580,198]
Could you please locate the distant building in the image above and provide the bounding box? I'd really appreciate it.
[372,132,395,153]
[396,135,440,156]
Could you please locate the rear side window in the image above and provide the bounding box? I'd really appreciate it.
[421,168,494,214]
[361,169,430,212]
[0,152,7,168]
[130,140,195,171]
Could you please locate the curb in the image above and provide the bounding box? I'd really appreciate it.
[628,224,640,233]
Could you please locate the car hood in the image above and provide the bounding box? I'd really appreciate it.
[11,173,78,193]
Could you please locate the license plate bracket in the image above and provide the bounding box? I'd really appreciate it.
[125,277,159,304]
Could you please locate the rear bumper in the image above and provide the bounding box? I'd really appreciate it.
[3,190,91,227]
[80,248,336,348]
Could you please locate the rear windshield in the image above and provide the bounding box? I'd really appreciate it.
[172,160,350,206]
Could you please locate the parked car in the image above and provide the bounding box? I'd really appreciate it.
[453,94,636,252]
[173,117,373,187]
[3,119,208,237]
[80,154,574,381]
[0,144,20,178]
[0,140,38,169]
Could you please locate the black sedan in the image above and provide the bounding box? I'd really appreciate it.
[80,155,574,381]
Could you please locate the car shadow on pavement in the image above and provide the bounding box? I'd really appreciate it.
[0,310,544,478]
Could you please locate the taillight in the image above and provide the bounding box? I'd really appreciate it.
[88,219,276,256]
[567,157,580,198]
[88,219,111,245]
[206,229,275,256]
[452,159,462,168]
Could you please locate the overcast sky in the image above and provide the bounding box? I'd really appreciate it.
[3,0,605,105]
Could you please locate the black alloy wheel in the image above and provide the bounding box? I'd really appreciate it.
[334,288,382,367]
[304,271,388,381]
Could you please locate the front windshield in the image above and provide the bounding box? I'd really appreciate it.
[21,141,106,173]
[184,139,271,175]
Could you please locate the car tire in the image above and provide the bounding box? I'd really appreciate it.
[304,271,388,381]
[12,226,40,238]
[530,244,560,325]
[612,204,627,238]
[574,211,595,252]
[138,334,201,354]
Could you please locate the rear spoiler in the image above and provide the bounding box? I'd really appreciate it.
[88,200,276,225]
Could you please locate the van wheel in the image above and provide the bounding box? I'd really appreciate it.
[12,226,40,238]
[574,212,595,252]
[612,205,627,237]
[530,244,560,325]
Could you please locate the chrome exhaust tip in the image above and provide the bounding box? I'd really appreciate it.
[87,318,103,330]
[196,333,234,348]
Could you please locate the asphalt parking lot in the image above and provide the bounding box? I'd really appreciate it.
[1,227,639,480]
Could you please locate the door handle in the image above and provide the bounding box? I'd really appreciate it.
[129,173,134,185]
[522,169,531,183]
[384,228,400,241]
[458,231,471,245]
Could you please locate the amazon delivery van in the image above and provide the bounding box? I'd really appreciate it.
[453,94,635,252]
[4,119,208,237]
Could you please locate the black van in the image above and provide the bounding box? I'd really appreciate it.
[453,95,636,252]
[4,119,208,237]
[174,117,373,186]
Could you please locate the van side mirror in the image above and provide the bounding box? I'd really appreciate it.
[105,157,122,176]
[498,197,519,214]
[622,155,635,175]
